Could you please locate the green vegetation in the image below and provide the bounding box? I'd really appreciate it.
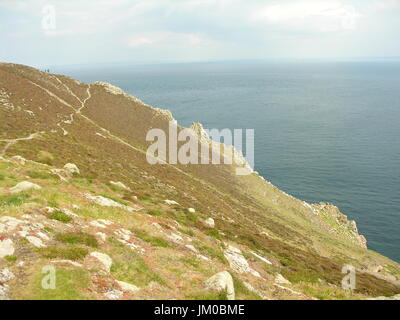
[19,268,91,300]
[108,237,165,286]
[0,193,30,208]
[134,229,171,248]
[47,210,72,223]
[195,242,227,265]
[4,255,18,263]
[188,290,228,300]
[38,246,88,261]
[55,232,98,248]
[36,151,54,165]
[27,170,54,179]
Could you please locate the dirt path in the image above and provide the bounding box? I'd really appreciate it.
[0,132,42,157]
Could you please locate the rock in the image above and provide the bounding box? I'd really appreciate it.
[185,244,198,253]
[0,268,15,283]
[187,208,196,213]
[205,271,235,300]
[0,239,15,258]
[167,233,184,243]
[84,194,136,212]
[204,218,215,228]
[368,294,400,300]
[164,200,179,205]
[26,236,46,248]
[0,216,23,232]
[96,232,107,242]
[11,155,26,165]
[0,284,10,300]
[250,251,272,265]
[275,274,291,285]
[89,252,112,272]
[116,280,140,293]
[63,163,80,175]
[368,265,383,273]
[110,181,131,192]
[224,245,261,277]
[104,289,123,300]
[10,181,41,194]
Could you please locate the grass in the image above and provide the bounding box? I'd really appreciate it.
[55,232,98,248]
[108,237,165,286]
[147,209,162,216]
[205,229,222,240]
[47,210,72,223]
[232,275,262,300]
[36,150,54,165]
[195,242,227,265]
[0,193,30,208]
[4,255,18,263]
[18,267,91,300]
[188,290,228,300]
[26,170,54,179]
[38,246,88,261]
[133,229,171,248]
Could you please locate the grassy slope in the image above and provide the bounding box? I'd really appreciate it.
[0,62,399,299]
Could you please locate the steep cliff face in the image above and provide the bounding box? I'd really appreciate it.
[0,62,399,300]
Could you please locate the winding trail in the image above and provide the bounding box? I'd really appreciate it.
[16,78,249,221]
[0,132,42,157]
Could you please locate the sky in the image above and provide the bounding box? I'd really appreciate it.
[1,0,400,67]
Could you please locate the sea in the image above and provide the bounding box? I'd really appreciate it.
[54,60,400,262]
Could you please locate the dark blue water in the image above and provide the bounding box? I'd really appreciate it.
[55,61,400,262]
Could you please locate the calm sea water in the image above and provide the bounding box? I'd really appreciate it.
[55,61,400,262]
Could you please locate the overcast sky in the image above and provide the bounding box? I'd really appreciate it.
[1,0,400,67]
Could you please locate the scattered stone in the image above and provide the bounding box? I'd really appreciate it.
[275,274,291,285]
[204,218,215,228]
[10,181,41,194]
[0,284,10,300]
[187,208,196,213]
[96,232,107,242]
[167,233,183,243]
[0,268,15,283]
[11,155,26,165]
[110,181,131,192]
[205,271,235,300]
[164,200,179,205]
[84,194,136,212]
[63,163,80,175]
[104,289,123,300]
[89,252,112,272]
[185,244,197,253]
[116,280,140,294]
[26,236,46,248]
[224,245,261,278]
[250,251,272,265]
[0,239,15,258]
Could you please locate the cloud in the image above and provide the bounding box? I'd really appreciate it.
[252,1,362,32]
[126,31,210,48]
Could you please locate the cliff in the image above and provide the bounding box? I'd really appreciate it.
[0,62,399,300]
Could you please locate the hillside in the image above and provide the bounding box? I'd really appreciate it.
[0,62,399,300]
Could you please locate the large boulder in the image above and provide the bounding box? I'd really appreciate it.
[110,181,131,192]
[10,181,41,194]
[0,239,14,258]
[204,218,215,228]
[63,163,80,175]
[205,271,235,300]
[88,252,113,273]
